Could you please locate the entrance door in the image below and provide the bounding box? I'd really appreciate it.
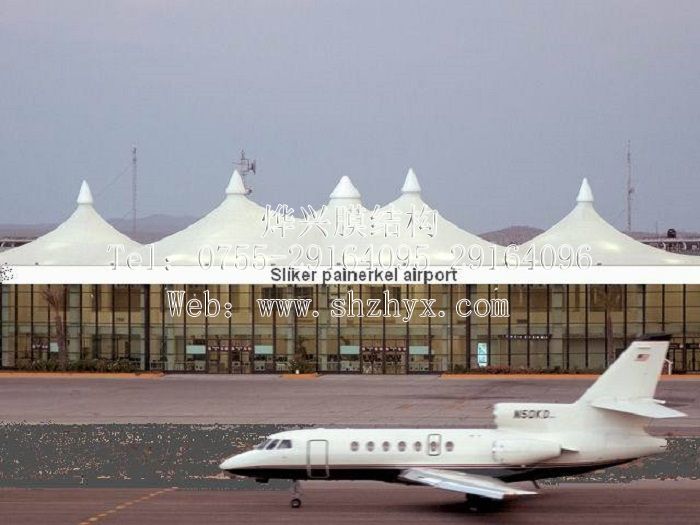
[231,344,253,374]
[306,440,329,478]
[427,434,442,456]
[384,343,406,374]
[206,340,231,373]
[688,342,700,372]
[670,340,700,373]
[361,347,382,374]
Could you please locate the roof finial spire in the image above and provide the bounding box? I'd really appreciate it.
[576,178,594,203]
[329,175,361,200]
[226,169,247,196]
[76,180,94,205]
[401,168,422,194]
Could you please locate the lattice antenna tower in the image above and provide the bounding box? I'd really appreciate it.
[235,150,257,195]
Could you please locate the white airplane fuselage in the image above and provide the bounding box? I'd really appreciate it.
[219,336,683,505]
[220,423,665,484]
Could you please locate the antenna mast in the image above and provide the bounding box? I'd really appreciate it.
[235,150,257,194]
[131,145,137,234]
[626,140,634,232]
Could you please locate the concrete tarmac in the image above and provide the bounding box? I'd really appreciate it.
[0,375,698,435]
[1,481,698,525]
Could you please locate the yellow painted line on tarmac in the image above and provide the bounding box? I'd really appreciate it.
[77,487,177,524]
[281,373,320,379]
[0,372,164,379]
[440,373,600,380]
[440,373,700,380]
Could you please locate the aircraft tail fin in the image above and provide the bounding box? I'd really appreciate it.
[577,334,685,418]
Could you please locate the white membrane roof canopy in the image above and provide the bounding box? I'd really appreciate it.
[518,178,697,266]
[298,174,371,266]
[5,172,699,268]
[378,169,503,267]
[152,170,293,266]
[2,181,142,266]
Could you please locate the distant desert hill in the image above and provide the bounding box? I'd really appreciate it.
[0,214,197,244]
[108,215,198,243]
[480,226,544,245]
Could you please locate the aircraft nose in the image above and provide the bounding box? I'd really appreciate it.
[219,455,242,471]
[219,451,254,471]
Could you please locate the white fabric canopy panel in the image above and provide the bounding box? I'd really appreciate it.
[294,175,372,266]
[2,181,141,266]
[303,170,503,267]
[5,172,698,268]
[152,170,294,266]
[518,178,697,266]
[378,169,504,267]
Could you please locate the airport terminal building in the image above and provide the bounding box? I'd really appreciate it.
[2,283,700,374]
[1,172,699,374]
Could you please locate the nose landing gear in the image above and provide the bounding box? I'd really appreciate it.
[290,480,303,509]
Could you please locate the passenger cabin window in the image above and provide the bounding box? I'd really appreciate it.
[413,441,422,452]
[278,440,292,449]
[445,441,454,452]
[382,441,390,452]
[265,439,280,450]
[398,441,407,452]
[366,441,375,452]
[350,441,359,451]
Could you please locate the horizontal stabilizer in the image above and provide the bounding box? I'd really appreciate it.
[398,468,536,500]
[592,398,687,419]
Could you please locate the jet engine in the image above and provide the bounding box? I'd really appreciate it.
[491,439,562,465]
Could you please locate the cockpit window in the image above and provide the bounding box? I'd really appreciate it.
[255,439,271,450]
[254,438,291,451]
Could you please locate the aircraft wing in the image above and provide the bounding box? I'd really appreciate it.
[398,468,537,500]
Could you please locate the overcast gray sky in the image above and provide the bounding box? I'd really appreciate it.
[1,1,698,233]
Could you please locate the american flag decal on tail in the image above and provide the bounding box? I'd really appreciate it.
[635,353,650,362]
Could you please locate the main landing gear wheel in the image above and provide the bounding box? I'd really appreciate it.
[465,494,500,512]
[290,480,303,509]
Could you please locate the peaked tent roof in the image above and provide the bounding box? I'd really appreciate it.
[152,170,293,266]
[519,178,697,266]
[299,175,371,265]
[3,181,142,266]
[379,169,503,266]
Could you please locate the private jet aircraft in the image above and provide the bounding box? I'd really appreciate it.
[219,335,685,510]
